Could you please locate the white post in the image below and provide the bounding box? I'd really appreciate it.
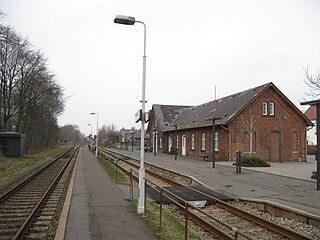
[114,15,148,213]
[95,113,98,157]
[137,20,146,214]
[90,113,99,158]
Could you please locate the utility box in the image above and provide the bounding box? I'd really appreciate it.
[0,132,26,157]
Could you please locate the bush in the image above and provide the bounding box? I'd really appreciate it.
[169,147,177,155]
[312,170,317,179]
[240,156,269,166]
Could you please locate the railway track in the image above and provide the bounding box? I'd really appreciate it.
[99,147,194,187]
[0,145,79,240]
[99,148,315,240]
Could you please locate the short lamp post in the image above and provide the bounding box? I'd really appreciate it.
[206,117,221,168]
[153,127,157,156]
[90,112,99,158]
[175,125,178,160]
[301,100,320,190]
[114,15,147,214]
[279,113,287,163]
[130,130,134,152]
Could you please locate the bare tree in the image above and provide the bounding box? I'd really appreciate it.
[240,105,256,157]
[99,124,119,147]
[1,22,65,153]
[304,67,320,98]
[58,124,82,144]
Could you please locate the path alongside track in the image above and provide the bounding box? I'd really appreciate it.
[62,147,157,240]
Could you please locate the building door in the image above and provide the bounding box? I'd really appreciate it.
[271,132,280,161]
[182,135,186,156]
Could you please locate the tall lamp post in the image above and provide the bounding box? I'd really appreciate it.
[114,15,147,214]
[90,112,99,157]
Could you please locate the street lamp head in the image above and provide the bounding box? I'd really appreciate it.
[114,15,135,25]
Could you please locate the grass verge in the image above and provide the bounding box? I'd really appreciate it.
[97,156,129,185]
[131,200,201,240]
[0,145,71,181]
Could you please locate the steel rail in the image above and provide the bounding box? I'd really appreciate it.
[178,183,313,240]
[104,148,193,184]
[216,200,313,240]
[98,149,139,182]
[12,145,80,240]
[99,149,235,239]
[0,145,77,203]
[122,159,182,186]
[100,148,314,240]
[99,148,185,187]
[159,186,234,240]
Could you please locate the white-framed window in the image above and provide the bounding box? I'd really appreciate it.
[262,102,268,115]
[159,137,162,149]
[214,133,219,151]
[176,135,179,149]
[269,102,275,116]
[201,133,206,151]
[191,134,195,150]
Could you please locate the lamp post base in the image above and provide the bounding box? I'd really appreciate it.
[137,205,145,214]
[137,167,145,214]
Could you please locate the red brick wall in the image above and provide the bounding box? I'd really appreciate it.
[229,87,306,161]
[159,87,307,162]
[148,117,163,152]
[163,127,229,160]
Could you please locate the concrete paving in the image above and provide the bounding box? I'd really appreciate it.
[63,147,157,240]
[118,150,320,216]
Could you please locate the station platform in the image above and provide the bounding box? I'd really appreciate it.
[117,150,320,216]
[59,147,157,240]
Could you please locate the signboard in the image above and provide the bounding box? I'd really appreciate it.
[145,110,152,123]
[135,110,142,123]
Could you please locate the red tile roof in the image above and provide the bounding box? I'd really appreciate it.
[304,105,316,121]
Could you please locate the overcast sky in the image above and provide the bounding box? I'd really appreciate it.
[1,0,320,135]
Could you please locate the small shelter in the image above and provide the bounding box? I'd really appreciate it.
[0,132,26,157]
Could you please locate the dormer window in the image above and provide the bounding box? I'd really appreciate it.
[262,102,268,115]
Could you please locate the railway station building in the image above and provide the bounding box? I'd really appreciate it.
[147,82,313,162]
[119,128,147,151]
